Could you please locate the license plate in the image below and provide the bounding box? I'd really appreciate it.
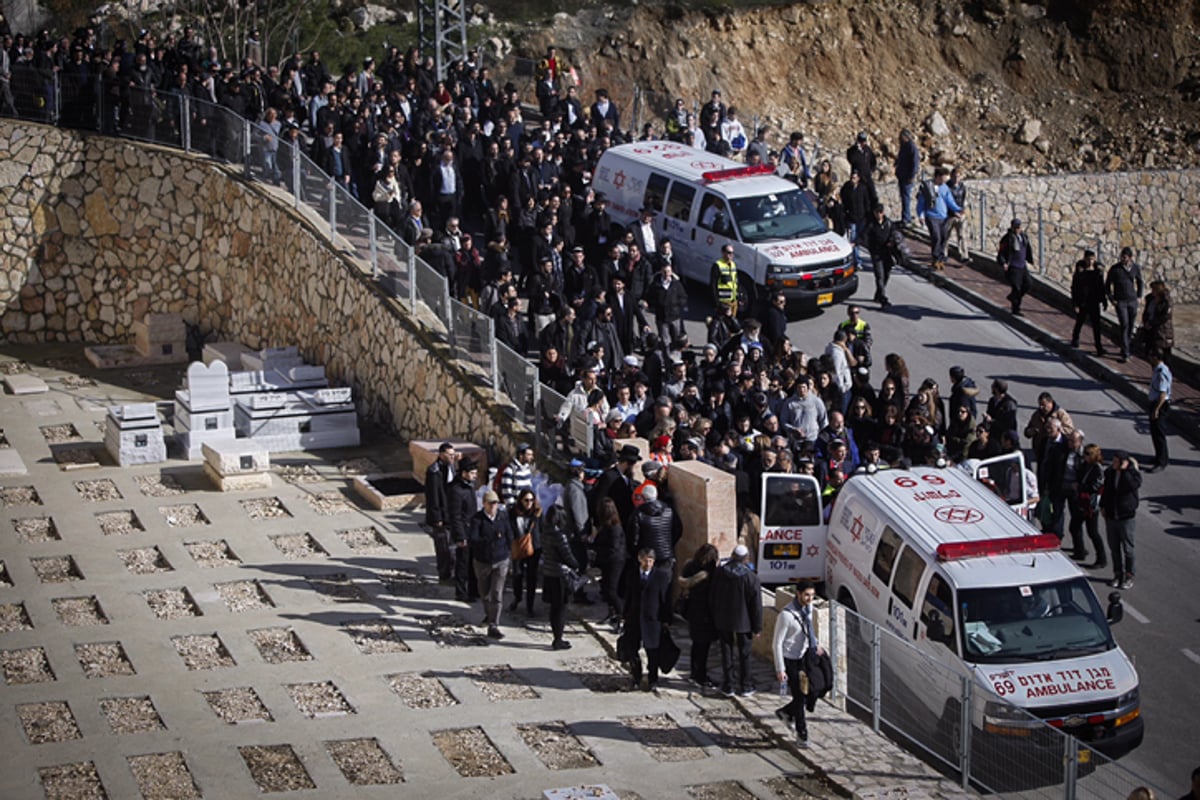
[817,292,834,305]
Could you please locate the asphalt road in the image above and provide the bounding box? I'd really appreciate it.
[674,263,1199,796]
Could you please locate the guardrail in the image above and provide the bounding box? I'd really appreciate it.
[827,600,1163,799]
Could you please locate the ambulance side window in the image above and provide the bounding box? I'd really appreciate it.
[644,173,669,214]
[891,546,925,609]
[920,573,957,654]
[871,526,902,585]
[698,192,733,236]
[665,182,696,222]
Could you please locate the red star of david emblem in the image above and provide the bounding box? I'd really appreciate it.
[613,170,626,188]
[850,515,864,542]
[807,545,820,557]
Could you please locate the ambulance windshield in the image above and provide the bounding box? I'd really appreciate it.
[729,189,827,243]
[957,577,1113,664]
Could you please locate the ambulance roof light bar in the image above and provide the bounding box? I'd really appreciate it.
[701,164,776,183]
[936,533,1060,562]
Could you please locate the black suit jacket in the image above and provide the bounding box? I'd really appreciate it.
[623,566,673,650]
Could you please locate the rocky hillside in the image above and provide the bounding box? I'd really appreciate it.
[500,0,1200,176]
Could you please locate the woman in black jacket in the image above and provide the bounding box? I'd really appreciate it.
[678,543,720,688]
[541,505,581,650]
[1071,444,1108,569]
[509,490,543,616]
[592,497,627,630]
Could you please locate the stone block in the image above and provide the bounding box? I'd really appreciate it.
[202,341,252,367]
[202,440,270,474]
[3,373,49,394]
[353,472,422,511]
[203,461,272,491]
[183,361,231,411]
[178,428,237,460]
[241,346,302,371]
[313,387,352,405]
[115,403,158,422]
[104,418,167,466]
[174,404,234,433]
[249,393,288,410]
[409,439,488,486]
[665,459,739,563]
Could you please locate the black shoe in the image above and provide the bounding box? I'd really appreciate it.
[645,681,658,692]
[1070,551,1088,561]
[774,708,793,725]
[1069,340,1079,348]
[455,594,468,602]
[1096,348,1107,356]
[1091,560,1108,570]
[1012,307,1023,316]
[507,599,520,612]
[487,626,504,640]
[1145,465,1160,474]
[880,299,892,309]
[551,639,572,650]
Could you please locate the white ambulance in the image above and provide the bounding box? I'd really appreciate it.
[592,142,858,311]
[757,455,1142,761]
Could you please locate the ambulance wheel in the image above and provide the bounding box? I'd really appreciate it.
[737,273,756,316]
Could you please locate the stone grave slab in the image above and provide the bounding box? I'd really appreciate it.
[4,373,49,394]
[409,439,488,486]
[668,459,739,562]
[0,450,28,477]
[353,472,422,511]
[202,341,252,367]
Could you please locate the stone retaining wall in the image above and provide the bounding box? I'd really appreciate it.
[968,171,1200,302]
[0,120,523,452]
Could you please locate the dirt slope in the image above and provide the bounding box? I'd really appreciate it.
[507,0,1200,175]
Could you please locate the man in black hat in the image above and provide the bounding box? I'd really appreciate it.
[582,192,615,263]
[592,444,641,525]
[846,131,877,190]
[448,457,481,602]
[425,442,458,582]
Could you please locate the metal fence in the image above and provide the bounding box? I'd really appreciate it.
[1,73,551,440]
[827,601,1164,799]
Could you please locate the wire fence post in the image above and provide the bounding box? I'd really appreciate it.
[328,181,337,238]
[1096,237,1103,266]
[407,246,417,311]
[368,214,379,279]
[182,96,192,153]
[490,319,501,402]
[292,145,301,209]
[959,676,973,790]
[1063,735,1079,800]
[871,625,882,733]
[978,193,987,253]
[828,603,840,703]
[1037,205,1045,274]
[242,118,252,179]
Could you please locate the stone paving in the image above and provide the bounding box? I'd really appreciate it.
[0,345,979,800]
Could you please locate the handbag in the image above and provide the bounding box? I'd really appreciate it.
[564,568,589,595]
[511,531,534,561]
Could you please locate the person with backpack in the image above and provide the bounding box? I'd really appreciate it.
[997,218,1035,315]
[916,167,962,271]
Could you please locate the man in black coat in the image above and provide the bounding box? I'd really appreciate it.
[469,490,515,639]
[447,457,481,602]
[710,544,763,696]
[645,263,689,347]
[622,548,674,690]
[761,290,789,349]
[1101,451,1142,590]
[592,444,640,524]
[424,442,458,582]
[628,484,682,568]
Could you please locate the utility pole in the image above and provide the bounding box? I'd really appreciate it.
[417,0,468,81]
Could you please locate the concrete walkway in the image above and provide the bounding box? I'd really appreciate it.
[0,344,975,800]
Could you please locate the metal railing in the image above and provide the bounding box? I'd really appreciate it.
[827,601,1164,799]
[494,340,538,422]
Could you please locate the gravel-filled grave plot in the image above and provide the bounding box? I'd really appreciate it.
[285,680,355,717]
[432,726,515,777]
[466,664,541,701]
[53,445,103,470]
[75,641,136,678]
[31,555,85,583]
[75,478,123,502]
[690,708,775,753]
[0,560,11,586]
[2,485,43,508]
[60,374,97,389]
[275,463,323,484]
[563,656,635,693]
[412,613,488,647]
[99,696,166,734]
[238,744,317,792]
[342,618,410,654]
[143,588,202,619]
[0,602,34,631]
[172,633,237,671]
[249,627,313,663]
[52,596,110,626]
[215,580,275,612]
[203,687,273,724]
[516,721,601,770]
[183,539,241,568]
[337,457,381,476]
[134,474,185,497]
[306,490,355,515]
[324,738,404,785]
[382,569,442,599]
[687,781,759,800]
[762,774,841,799]
[336,525,395,553]
[118,546,173,575]
[240,496,292,520]
[127,751,201,800]
[159,504,209,527]
[12,516,61,542]
[18,700,81,743]
[39,761,107,799]
[269,532,328,559]
[95,509,145,536]
[41,423,84,443]
[0,359,31,374]
[387,672,458,709]
[306,573,368,604]
[619,714,708,762]
[2,646,57,684]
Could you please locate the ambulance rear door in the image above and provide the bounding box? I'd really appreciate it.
[758,473,825,584]
[971,452,1028,516]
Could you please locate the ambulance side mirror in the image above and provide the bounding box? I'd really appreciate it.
[1106,591,1124,625]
